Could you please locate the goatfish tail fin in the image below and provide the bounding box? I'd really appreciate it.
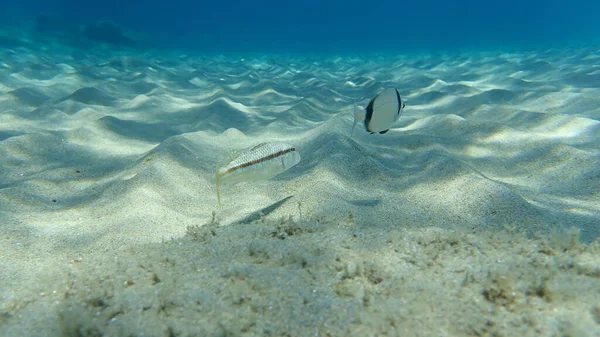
[215,157,222,207]
[351,99,357,139]
[351,99,363,139]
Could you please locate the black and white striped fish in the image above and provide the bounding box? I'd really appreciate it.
[351,88,406,137]
[215,142,301,206]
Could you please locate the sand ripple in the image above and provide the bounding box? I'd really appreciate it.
[1,41,600,336]
[1,46,599,248]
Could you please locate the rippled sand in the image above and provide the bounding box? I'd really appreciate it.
[1,44,599,336]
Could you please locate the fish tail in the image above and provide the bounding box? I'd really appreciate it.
[215,157,222,207]
[350,99,358,139]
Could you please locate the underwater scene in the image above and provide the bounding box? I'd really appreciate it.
[1,0,599,336]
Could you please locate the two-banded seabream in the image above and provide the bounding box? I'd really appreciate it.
[351,88,406,137]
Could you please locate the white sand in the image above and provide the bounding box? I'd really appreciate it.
[1,42,599,336]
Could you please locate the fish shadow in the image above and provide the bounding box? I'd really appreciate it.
[233,196,294,225]
[347,199,380,207]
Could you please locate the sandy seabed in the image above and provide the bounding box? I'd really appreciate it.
[0,41,599,336]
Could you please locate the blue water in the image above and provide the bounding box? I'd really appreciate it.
[2,0,600,52]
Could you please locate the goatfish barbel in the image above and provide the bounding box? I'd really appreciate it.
[215,141,301,206]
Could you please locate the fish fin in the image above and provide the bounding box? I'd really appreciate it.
[227,149,240,162]
[249,142,268,151]
[351,100,364,139]
[215,157,222,207]
[379,129,390,134]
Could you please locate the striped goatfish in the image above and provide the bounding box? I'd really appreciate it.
[351,88,406,138]
[215,142,301,206]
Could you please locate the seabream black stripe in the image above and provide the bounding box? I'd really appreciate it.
[394,89,402,115]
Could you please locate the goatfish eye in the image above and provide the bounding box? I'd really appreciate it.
[215,141,301,206]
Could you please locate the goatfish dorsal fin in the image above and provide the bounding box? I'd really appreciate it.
[249,142,268,151]
[215,141,301,206]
